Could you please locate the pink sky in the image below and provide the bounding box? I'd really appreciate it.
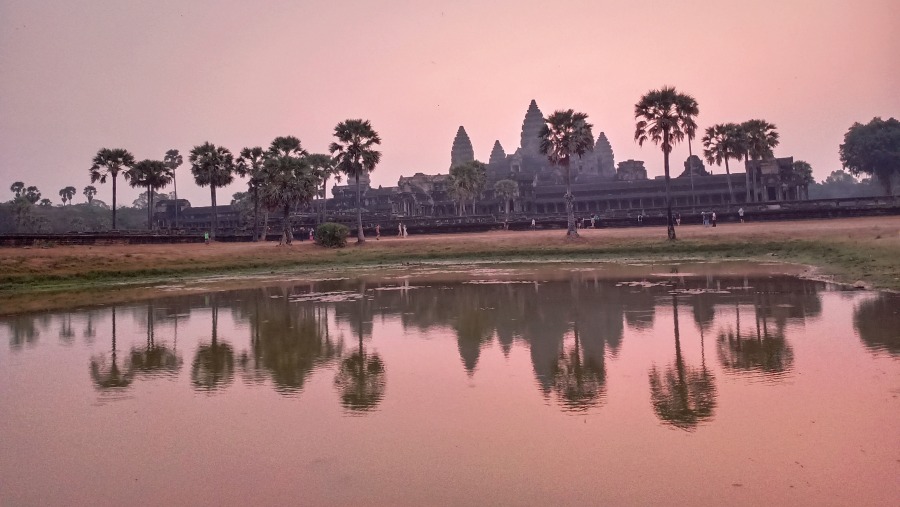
[1,0,898,207]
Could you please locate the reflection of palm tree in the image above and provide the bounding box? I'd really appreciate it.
[191,297,235,392]
[648,295,716,431]
[552,322,606,412]
[90,306,134,390]
[7,315,40,349]
[853,294,900,355]
[334,298,385,412]
[717,301,794,376]
[130,302,182,378]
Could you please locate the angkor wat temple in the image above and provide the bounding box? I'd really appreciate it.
[329,99,807,218]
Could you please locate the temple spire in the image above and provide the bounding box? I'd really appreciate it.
[450,126,475,169]
[520,100,544,158]
[488,140,506,166]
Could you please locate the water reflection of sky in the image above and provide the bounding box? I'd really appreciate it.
[1,267,898,506]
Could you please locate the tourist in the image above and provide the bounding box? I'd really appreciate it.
[309,228,314,241]
[402,223,408,237]
[531,218,536,230]
[739,207,745,223]
[204,231,209,245]
[702,212,708,227]
[590,215,596,228]
[712,211,717,227]
[375,224,381,240]
[398,222,403,237]
[637,214,643,225]
[676,213,681,226]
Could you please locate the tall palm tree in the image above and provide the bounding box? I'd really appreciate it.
[634,87,699,240]
[493,179,519,222]
[539,109,595,237]
[330,119,382,243]
[163,149,183,228]
[702,123,744,205]
[305,153,337,224]
[260,136,318,245]
[235,146,267,241]
[741,119,780,161]
[58,186,76,205]
[676,94,700,209]
[189,142,235,240]
[89,148,135,230]
[126,159,173,230]
[83,185,97,205]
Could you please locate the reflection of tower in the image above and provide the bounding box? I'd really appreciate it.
[450,126,475,169]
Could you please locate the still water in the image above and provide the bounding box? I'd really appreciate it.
[1,264,898,506]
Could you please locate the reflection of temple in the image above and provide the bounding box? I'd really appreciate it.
[328,100,808,218]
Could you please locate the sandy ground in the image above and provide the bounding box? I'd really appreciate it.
[2,216,898,273]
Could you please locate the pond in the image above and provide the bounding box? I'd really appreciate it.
[1,263,898,506]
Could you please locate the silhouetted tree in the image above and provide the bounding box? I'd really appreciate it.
[539,109,594,236]
[330,119,382,243]
[89,148,135,229]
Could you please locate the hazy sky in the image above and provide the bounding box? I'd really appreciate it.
[1,0,898,207]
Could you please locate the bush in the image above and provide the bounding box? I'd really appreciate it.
[316,223,349,248]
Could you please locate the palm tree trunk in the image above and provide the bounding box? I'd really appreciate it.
[252,186,260,242]
[147,186,153,230]
[687,137,697,212]
[664,136,676,240]
[111,174,118,230]
[355,174,365,243]
[259,210,269,242]
[282,203,292,245]
[210,185,218,241]
[564,160,577,237]
[173,174,179,229]
[322,176,329,223]
[724,158,735,205]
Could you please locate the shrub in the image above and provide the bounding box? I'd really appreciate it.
[316,223,349,248]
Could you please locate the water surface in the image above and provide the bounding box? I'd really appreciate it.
[1,264,898,506]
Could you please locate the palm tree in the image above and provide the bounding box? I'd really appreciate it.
[163,149,183,228]
[89,148,135,230]
[235,146,267,241]
[259,136,318,245]
[634,87,699,240]
[330,119,382,243]
[306,153,337,224]
[676,95,700,209]
[189,142,235,240]
[742,119,780,161]
[83,185,96,205]
[448,160,487,216]
[126,159,173,230]
[58,186,76,205]
[702,123,744,205]
[493,179,519,223]
[539,109,594,237]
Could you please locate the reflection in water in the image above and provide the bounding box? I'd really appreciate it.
[334,293,385,412]
[648,295,717,431]
[90,306,135,390]
[854,294,900,355]
[191,296,235,393]
[130,302,182,379]
[717,299,794,379]
[552,321,606,412]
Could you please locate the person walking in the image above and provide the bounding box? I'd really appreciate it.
[375,224,381,240]
[398,222,403,237]
[531,218,536,230]
[738,207,745,223]
[402,223,408,237]
[711,211,717,228]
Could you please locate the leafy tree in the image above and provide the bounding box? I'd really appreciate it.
[58,186,76,205]
[784,160,814,200]
[493,179,519,222]
[741,119,779,161]
[330,119,382,243]
[24,186,41,204]
[163,149,183,227]
[702,123,744,204]
[539,109,595,236]
[235,146,267,241]
[306,153,338,223]
[39,198,52,207]
[260,136,318,245]
[189,142,235,240]
[126,159,173,230]
[839,117,900,197]
[448,160,487,216]
[807,169,882,199]
[634,87,699,240]
[10,181,24,199]
[83,185,97,205]
[89,148,135,230]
